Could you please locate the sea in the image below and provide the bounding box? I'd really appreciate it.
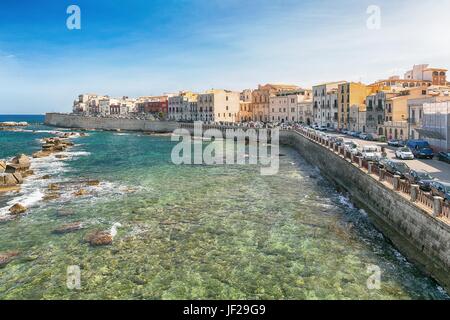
[0,114,448,299]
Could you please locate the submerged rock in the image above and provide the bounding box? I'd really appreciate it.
[0,252,19,268]
[48,183,60,191]
[43,192,60,201]
[86,180,100,186]
[73,189,88,197]
[32,150,51,158]
[53,222,83,234]
[85,223,122,246]
[41,174,51,180]
[85,231,113,246]
[22,170,34,178]
[0,215,18,223]
[55,154,68,159]
[9,203,27,215]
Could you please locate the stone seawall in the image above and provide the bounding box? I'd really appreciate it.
[45,113,178,133]
[280,130,450,292]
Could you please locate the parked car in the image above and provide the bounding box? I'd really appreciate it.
[359,133,368,140]
[406,140,434,159]
[379,159,410,178]
[404,170,435,191]
[395,147,414,160]
[343,141,358,153]
[388,139,400,147]
[330,137,344,146]
[430,181,450,202]
[360,145,382,161]
[437,152,450,164]
[365,133,379,141]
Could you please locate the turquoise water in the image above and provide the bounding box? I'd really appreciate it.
[0,117,448,299]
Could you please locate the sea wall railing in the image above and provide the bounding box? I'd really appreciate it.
[291,126,449,224]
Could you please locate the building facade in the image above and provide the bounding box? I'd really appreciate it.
[269,89,311,123]
[251,84,299,122]
[312,82,344,128]
[337,82,372,130]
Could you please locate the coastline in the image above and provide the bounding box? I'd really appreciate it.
[43,113,450,293]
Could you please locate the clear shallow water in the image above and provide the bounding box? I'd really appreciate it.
[0,117,448,299]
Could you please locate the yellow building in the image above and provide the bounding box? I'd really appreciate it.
[337,82,373,130]
[379,86,429,140]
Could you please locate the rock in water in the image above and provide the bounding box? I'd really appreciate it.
[73,189,88,197]
[48,183,60,191]
[0,161,6,173]
[12,172,23,184]
[53,222,83,234]
[86,180,100,186]
[43,193,60,201]
[85,231,113,246]
[32,150,51,158]
[9,203,27,215]
[0,252,19,268]
[10,154,31,171]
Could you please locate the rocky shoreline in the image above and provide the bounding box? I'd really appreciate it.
[0,131,87,217]
[0,128,125,262]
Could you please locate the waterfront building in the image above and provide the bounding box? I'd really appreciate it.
[136,96,170,116]
[365,91,400,135]
[198,89,240,123]
[312,81,345,128]
[237,89,253,122]
[369,77,431,89]
[348,105,367,133]
[269,89,311,123]
[404,64,448,86]
[73,93,101,114]
[337,82,373,130]
[378,87,429,140]
[298,100,314,125]
[168,91,198,121]
[251,84,299,122]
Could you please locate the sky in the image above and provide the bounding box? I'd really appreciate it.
[0,0,450,114]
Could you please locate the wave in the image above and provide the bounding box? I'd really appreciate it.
[0,148,91,216]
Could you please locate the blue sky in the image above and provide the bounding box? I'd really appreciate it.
[0,0,449,114]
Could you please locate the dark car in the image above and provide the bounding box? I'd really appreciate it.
[430,181,450,202]
[438,152,450,164]
[404,170,435,191]
[411,147,434,159]
[406,140,434,159]
[378,159,410,178]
